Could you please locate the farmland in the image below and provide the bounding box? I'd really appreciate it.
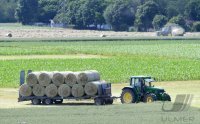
[0,40,200,87]
[0,24,200,124]
[0,103,199,124]
[0,81,200,124]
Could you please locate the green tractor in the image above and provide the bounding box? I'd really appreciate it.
[121,76,171,104]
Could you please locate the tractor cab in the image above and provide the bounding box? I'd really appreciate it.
[130,76,155,87]
[130,76,156,97]
[121,76,171,104]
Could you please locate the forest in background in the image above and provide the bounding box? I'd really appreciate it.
[1,0,200,31]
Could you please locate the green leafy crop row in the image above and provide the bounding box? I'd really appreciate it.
[0,56,199,88]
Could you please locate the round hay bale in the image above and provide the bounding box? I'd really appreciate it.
[39,72,53,86]
[58,84,71,97]
[77,70,100,86]
[52,72,65,86]
[6,33,12,37]
[45,84,57,98]
[84,81,106,96]
[26,72,40,86]
[19,84,32,97]
[171,27,185,36]
[71,84,84,97]
[64,72,77,87]
[32,84,45,96]
[100,34,106,37]
[89,70,100,80]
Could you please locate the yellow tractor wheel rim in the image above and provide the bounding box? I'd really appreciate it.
[146,96,153,103]
[123,92,133,103]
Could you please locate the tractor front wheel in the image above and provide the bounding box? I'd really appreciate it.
[163,93,171,101]
[121,89,136,104]
[144,93,156,103]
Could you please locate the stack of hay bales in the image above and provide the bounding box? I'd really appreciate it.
[19,70,105,98]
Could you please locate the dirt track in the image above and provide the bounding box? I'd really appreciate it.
[0,81,200,109]
[0,54,106,60]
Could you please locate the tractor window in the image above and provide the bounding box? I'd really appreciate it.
[134,78,141,87]
[149,82,152,87]
[131,78,134,85]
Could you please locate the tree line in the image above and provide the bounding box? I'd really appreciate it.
[1,0,200,31]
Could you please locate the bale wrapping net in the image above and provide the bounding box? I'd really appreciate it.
[26,72,40,86]
[64,72,77,87]
[77,70,100,86]
[84,81,106,96]
[32,84,45,96]
[52,72,65,86]
[39,72,53,86]
[45,84,58,98]
[19,84,32,97]
[58,84,71,97]
[72,84,84,97]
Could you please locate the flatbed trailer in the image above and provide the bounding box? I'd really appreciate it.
[18,70,119,105]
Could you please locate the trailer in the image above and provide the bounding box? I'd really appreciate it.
[18,70,118,105]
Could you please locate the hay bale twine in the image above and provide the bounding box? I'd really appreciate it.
[39,72,53,86]
[32,84,45,96]
[26,72,40,86]
[52,72,65,86]
[84,81,106,96]
[45,84,57,98]
[58,84,71,97]
[72,84,84,97]
[77,70,100,86]
[64,72,77,87]
[19,84,32,97]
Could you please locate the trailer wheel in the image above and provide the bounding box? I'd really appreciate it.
[94,98,105,105]
[105,98,113,105]
[31,99,41,105]
[43,99,53,105]
[54,99,63,104]
[108,99,113,104]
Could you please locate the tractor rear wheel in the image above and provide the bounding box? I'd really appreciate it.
[143,93,156,103]
[121,89,136,104]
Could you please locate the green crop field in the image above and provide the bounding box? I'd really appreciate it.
[0,40,200,87]
[0,38,200,124]
[0,57,199,87]
[0,40,199,59]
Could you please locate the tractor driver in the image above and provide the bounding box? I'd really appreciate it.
[139,78,146,95]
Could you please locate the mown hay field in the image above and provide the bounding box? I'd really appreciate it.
[0,103,199,124]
